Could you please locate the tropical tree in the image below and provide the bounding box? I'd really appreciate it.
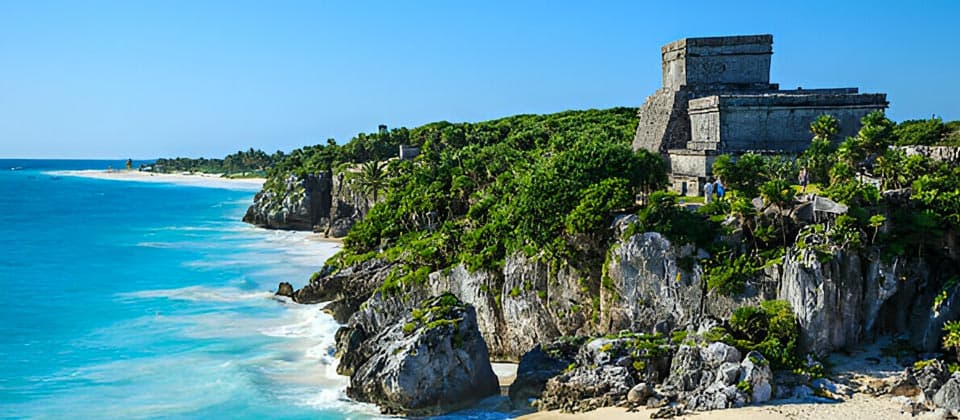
[810,114,840,143]
[712,153,766,198]
[800,115,839,185]
[352,160,388,204]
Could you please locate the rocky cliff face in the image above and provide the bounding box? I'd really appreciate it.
[774,247,957,355]
[287,220,959,414]
[309,229,950,367]
[243,172,372,237]
[306,254,594,362]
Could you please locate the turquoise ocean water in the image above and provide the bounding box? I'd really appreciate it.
[0,160,377,419]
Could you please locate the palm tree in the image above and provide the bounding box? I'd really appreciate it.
[353,160,387,204]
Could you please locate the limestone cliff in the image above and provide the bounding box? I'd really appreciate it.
[308,228,952,366]
[243,171,373,237]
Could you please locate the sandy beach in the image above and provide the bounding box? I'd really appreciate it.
[518,394,908,420]
[52,169,265,191]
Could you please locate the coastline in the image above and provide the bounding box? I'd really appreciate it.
[517,393,905,420]
[51,169,265,191]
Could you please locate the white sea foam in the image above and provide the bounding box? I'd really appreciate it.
[119,285,273,302]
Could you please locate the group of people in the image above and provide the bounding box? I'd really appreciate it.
[703,178,725,204]
[703,167,811,203]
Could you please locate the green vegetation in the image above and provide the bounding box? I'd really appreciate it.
[349,160,388,203]
[153,148,281,176]
[704,253,759,296]
[726,300,801,371]
[321,108,668,281]
[894,117,960,146]
[578,331,671,374]
[632,191,720,249]
[402,293,466,337]
[708,110,960,284]
[943,321,960,357]
[736,380,753,395]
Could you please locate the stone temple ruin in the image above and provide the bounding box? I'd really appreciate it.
[632,34,888,195]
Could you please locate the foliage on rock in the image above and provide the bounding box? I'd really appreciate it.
[725,300,801,371]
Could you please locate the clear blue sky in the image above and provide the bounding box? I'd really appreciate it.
[1,0,957,159]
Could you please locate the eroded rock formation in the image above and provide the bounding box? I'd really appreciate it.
[243,172,372,237]
[341,293,500,416]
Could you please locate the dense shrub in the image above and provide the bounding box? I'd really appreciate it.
[727,300,801,370]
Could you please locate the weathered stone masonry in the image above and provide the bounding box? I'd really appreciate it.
[633,34,888,195]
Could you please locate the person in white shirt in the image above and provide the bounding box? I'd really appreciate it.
[704,179,714,204]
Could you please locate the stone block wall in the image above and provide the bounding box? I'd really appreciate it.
[661,35,773,90]
[700,93,887,154]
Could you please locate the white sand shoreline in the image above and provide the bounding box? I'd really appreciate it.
[51,169,265,191]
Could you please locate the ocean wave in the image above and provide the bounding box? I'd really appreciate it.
[153,225,248,232]
[118,286,273,303]
[259,306,335,338]
[282,386,383,418]
[136,241,185,249]
[137,240,233,250]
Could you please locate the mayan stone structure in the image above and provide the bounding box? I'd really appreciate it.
[633,34,888,195]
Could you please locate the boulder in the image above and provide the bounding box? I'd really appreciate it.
[509,339,582,409]
[740,351,773,404]
[535,364,635,413]
[345,293,499,416]
[701,342,741,368]
[915,360,951,399]
[275,281,294,298]
[685,381,744,411]
[933,376,960,412]
[662,345,703,393]
[627,382,654,404]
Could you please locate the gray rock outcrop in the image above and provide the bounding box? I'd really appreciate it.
[775,248,868,355]
[933,376,960,413]
[602,232,704,333]
[533,335,671,412]
[344,294,499,416]
[662,344,770,411]
[243,173,330,231]
[509,339,583,409]
[243,171,374,237]
[295,259,396,322]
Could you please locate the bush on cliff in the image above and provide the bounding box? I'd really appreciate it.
[632,191,718,249]
[726,300,801,371]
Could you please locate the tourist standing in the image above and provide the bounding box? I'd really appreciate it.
[704,179,714,204]
[714,178,725,200]
[799,167,809,193]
